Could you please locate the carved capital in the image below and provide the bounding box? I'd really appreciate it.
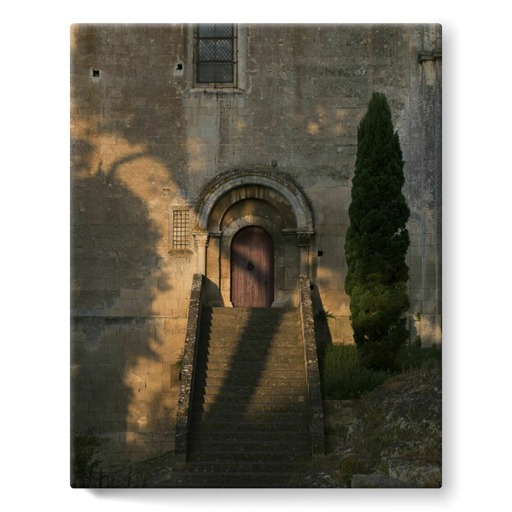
[297,232,313,247]
[193,231,209,247]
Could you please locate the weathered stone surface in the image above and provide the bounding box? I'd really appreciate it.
[388,460,442,488]
[324,399,357,432]
[323,399,358,452]
[175,273,204,459]
[351,474,409,488]
[299,275,326,455]
[338,362,442,488]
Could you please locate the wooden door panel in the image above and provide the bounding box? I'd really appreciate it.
[231,227,274,307]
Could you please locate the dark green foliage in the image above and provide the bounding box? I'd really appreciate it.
[319,344,387,399]
[71,430,102,488]
[394,343,442,373]
[345,93,410,370]
[318,342,441,400]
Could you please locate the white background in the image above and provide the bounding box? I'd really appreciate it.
[2,1,509,510]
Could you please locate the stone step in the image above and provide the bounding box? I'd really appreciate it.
[195,353,305,365]
[201,314,299,331]
[190,419,309,431]
[201,326,300,333]
[205,306,298,317]
[197,347,303,358]
[198,367,306,380]
[196,384,306,397]
[198,337,303,348]
[195,359,305,371]
[196,385,307,396]
[189,418,309,431]
[199,333,300,344]
[194,376,307,388]
[199,334,302,346]
[191,402,309,416]
[193,370,306,383]
[201,313,299,325]
[196,392,308,405]
[189,438,311,454]
[199,337,303,351]
[191,408,309,422]
[187,450,309,463]
[169,477,297,488]
[170,468,304,488]
[190,430,311,442]
[202,311,299,321]
[176,460,306,474]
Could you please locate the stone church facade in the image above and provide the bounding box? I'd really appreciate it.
[71,24,441,465]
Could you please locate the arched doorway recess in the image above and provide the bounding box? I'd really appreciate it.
[193,170,314,307]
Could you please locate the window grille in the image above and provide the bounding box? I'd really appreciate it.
[196,24,236,85]
[172,210,190,249]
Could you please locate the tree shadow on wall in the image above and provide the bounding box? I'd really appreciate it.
[71,158,173,479]
[70,24,196,483]
[70,24,190,194]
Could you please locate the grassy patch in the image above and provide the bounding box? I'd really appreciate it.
[319,342,442,400]
[319,344,387,399]
[394,343,441,373]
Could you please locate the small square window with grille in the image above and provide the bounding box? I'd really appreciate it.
[195,24,236,85]
[172,210,190,249]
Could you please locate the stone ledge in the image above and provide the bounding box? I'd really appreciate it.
[174,273,205,460]
[299,274,326,455]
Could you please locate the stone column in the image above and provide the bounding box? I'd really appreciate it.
[297,232,313,276]
[193,231,209,275]
[206,231,222,288]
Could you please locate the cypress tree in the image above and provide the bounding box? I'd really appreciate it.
[344,92,410,370]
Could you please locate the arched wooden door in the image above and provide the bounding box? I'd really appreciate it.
[231,226,274,307]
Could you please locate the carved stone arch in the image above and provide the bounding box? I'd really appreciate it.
[195,169,314,233]
[211,186,293,233]
[221,214,283,241]
[195,170,314,306]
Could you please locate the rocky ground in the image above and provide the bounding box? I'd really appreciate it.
[97,360,441,488]
[319,359,442,488]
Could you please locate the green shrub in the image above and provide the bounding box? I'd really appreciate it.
[319,344,387,399]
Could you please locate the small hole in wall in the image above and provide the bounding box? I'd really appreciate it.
[92,69,100,77]
[176,63,183,71]
[318,251,323,257]
[310,284,314,290]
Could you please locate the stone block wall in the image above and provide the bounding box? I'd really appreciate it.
[71,316,182,464]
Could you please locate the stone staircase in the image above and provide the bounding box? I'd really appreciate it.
[173,307,312,487]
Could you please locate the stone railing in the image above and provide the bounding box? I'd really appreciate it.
[174,273,205,461]
[298,275,326,455]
